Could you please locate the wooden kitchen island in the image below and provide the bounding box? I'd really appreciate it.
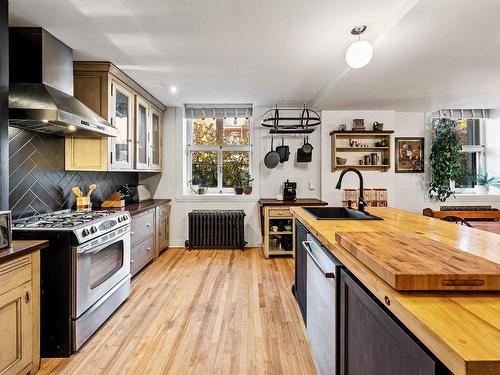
[292,207,500,375]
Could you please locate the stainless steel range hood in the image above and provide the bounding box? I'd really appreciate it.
[9,27,117,137]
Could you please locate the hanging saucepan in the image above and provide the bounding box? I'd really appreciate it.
[264,135,280,169]
[276,136,290,163]
[301,135,313,154]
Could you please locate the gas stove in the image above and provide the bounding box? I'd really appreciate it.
[13,209,131,244]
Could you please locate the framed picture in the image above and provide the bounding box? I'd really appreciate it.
[395,137,424,173]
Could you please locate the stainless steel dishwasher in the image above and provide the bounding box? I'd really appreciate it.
[304,233,342,375]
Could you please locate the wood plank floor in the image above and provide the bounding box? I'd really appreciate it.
[38,248,316,375]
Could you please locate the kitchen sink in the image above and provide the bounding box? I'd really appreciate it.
[303,207,383,220]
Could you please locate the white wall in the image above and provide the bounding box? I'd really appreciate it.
[141,106,322,247]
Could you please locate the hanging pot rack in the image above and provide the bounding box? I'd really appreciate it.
[260,106,321,134]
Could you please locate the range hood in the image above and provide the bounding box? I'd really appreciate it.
[9,28,117,137]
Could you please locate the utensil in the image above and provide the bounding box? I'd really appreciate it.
[264,135,280,169]
[87,184,96,197]
[276,136,290,163]
[301,135,313,154]
[297,147,312,163]
[72,186,82,197]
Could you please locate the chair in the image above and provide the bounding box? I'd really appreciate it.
[441,215,472,227]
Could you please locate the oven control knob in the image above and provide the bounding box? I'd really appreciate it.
[117,216,122,223]
[82,228,90,237]
[122,215,128,221]
[90,226,97,234]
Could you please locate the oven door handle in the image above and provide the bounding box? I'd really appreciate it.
[76,229,130,255]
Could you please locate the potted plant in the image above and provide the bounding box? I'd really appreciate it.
[241,171,254,195]
[429,119,464,202]
[234,170,245,195]
[474,170,500,194]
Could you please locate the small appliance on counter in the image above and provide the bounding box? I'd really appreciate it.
[0,211,12,250]
[283,180,297,201]
[119,184,152,203]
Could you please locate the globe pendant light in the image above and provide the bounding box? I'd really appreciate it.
[346,25,373,69]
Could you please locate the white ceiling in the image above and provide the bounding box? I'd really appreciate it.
[9,0,500,111]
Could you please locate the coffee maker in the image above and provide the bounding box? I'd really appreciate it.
[283,180,297,201]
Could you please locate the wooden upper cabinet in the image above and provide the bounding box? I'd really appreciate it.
[149,106,162,171]
[66,62,167,172]
[109,81,134,170]
[135,96,150,170]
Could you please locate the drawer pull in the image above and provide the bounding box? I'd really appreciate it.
[25,291,31,303]
[131,259,135,263]
[147,247,151,251]
[131,232,134,236]
[146,223,151,227]
[384,296,391,306]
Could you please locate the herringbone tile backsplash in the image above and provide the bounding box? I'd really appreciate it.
[9,127,138,219]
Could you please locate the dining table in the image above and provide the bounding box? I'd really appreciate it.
[469,221,500,235]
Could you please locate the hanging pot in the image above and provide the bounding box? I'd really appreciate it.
[297,147,312,163]
[301,135,313,154]
[276,136,290,163]
[264,135,280,169]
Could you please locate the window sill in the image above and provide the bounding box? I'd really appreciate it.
[176,194,259,203]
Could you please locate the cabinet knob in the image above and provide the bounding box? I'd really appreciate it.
[147,247,151,251]
[131,259,135,263]
[384,295,391,306]
[146,223,151,227]
[25,291,31,303]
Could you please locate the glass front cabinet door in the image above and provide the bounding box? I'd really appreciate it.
[109,81,134,170]
[135,97,149,170]
[149,107,162,170]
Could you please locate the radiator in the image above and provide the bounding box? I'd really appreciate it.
[186,210,247,249]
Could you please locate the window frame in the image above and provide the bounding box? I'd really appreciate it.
[186,118,253,195]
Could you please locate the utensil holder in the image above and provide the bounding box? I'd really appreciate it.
[76,196,91,211]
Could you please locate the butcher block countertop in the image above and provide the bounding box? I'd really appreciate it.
[0,240,49,264]
[292,206,500,375]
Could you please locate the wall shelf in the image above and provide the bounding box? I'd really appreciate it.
[331,131,393,172]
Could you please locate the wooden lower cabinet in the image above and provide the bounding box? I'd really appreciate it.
[155,203,170,258]
[0,252,40,375]
[339,269,437,375]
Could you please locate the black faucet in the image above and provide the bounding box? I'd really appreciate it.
[335,167,367,212]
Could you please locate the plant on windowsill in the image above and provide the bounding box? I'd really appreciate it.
[241,171,254,195]
[473,170,500,195]
[429,118,464,202]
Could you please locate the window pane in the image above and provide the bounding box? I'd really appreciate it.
[455,152,478,188]
[223,117,250,145]
[456,119,481,146]
[222,151,250,188]
[191,151,217,187]
[192,118,217,145]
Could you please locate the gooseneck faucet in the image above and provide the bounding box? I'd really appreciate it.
[335,167,367,212]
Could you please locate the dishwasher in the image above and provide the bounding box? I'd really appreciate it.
[304,233,342,375]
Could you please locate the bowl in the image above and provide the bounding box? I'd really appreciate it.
[336,157,347,165]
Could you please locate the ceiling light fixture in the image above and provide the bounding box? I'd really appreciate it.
[345,25,373,69]
[170,85,177,94]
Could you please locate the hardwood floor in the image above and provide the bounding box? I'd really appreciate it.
[38,248,316,375]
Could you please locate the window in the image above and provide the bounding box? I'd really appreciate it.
[187,117,252,194]
[454,119,485,189]
[432,117,486,190]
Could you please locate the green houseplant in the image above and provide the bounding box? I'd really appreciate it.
[241,171,254,195]
[429,119,464,201]
[474,170,500,194]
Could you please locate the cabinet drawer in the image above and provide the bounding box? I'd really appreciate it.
[130,235,155,276]
[0,255,32,296]
[268,208,292,218]
[131,209,155,245]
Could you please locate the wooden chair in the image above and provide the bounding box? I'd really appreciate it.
[441,215,472,227]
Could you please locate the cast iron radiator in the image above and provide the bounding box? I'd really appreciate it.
[186,210,247,249]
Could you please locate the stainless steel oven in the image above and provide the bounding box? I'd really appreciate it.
[71,223,131,350]
[72,224,131,318]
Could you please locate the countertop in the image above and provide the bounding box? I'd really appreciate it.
[258,198,327,206]
[100,199,171,216]
[0,240,49,264]
[292,206,500,375]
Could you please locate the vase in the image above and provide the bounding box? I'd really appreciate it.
[235,187,244,195]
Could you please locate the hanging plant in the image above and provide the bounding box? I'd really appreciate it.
[428,118,464,202]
